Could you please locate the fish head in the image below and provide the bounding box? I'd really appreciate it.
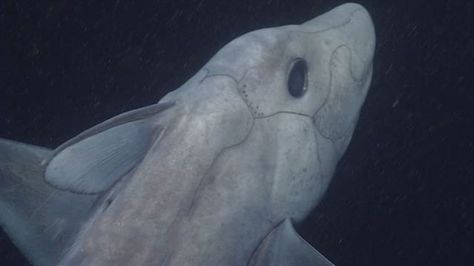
[157,3,376,220]
[193,3,376,155]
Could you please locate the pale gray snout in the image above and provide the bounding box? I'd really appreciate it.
[304,3,375,80]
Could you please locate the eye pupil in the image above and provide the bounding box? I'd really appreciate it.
[288,58,308,98]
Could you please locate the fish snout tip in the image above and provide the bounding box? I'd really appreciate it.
[305,3,375,80]
[303,2,376,49]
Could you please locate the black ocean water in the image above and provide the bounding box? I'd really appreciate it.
[1,1,473,265]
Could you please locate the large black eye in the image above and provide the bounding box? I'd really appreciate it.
[287,58,308,98]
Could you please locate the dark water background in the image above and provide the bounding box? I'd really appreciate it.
[1,0,473,265]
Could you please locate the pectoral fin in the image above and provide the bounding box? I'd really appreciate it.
[45,102,174,194]
[250,219,334,266]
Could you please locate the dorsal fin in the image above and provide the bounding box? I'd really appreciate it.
[249,219,335,266]
[45,102,174,194]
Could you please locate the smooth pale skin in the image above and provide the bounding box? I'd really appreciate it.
[0,3,375,266]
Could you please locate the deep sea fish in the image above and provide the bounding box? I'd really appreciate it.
[0,3,375,265]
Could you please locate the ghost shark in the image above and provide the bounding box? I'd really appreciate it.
[0,3,375,266]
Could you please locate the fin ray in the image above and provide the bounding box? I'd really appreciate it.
[45,102,174,194]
